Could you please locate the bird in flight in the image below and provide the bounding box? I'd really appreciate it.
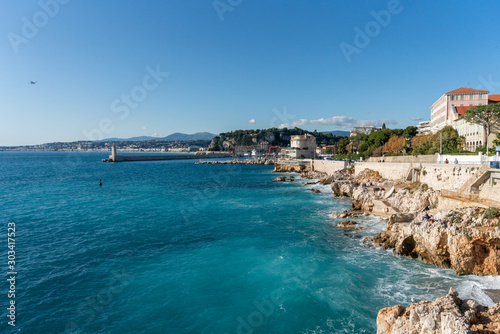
[29,81,37,85]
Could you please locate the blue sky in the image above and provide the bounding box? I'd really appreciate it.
[1,0,499,145]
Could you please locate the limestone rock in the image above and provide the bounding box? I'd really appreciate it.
[272,176,286,182]
[374,207,500,276]
[331,210,360,219]
[337,220,358,228]
[378,288,500,334]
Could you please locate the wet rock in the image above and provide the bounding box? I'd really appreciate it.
[337,220,358,228]
[377,288,500,334]
[331,210,360,219]
[272,176,286,182]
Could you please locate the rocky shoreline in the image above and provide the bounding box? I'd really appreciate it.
[279,166,500,332]
[377,288,500,333]
[194,158,275,165]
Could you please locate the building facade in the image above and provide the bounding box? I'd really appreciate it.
[452,96,500,151]
[350,126,380,137]
[280,134,316,160]
[430,87,489,132]
[417,120,431,135]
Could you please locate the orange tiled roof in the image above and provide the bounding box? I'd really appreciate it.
[446,87,489,95]
[455,105,475,116]
[489,94,500,102]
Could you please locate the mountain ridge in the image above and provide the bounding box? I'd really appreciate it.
[100,132,217,142]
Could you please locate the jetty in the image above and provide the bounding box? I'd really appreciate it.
[194,158,275,165]
[101,145,230,162]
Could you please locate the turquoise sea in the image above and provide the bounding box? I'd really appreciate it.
[1,152,499,334]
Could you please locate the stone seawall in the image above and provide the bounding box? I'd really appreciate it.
[366,154,437,163]
[312,160,347,175]
[355,162,483,192]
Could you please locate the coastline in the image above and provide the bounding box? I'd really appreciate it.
[273,164,500,332]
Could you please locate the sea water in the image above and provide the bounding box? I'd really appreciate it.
[0,152,498,334]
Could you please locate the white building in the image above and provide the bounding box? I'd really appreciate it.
[350,126,380,137]
[417,120,431,135]
[430,87,489,132]
[280,134,316,160]
[453,104,500,151]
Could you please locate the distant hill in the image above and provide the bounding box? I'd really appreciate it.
[322,130,350,137]
[162,132,216,141]
[101,132,216,142]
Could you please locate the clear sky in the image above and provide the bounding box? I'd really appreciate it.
[1,0,499,146]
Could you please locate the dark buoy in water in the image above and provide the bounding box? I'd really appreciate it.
[99,178,102,186]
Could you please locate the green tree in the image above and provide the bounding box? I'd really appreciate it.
[402,126,418,139]
[463,104,500,155]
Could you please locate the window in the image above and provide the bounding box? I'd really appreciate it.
[479,94,483,99]
[469,104,473,106]
[470,94,474,100]
[461,95,465,100]
[479,103,483,106]
[450,95,455,101]
[460,104,464,106]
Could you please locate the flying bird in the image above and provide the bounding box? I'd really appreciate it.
[29,81,37,85]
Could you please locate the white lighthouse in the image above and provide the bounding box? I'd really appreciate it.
[110,144,117,161]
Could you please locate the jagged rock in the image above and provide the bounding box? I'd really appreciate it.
[374,207,500,276]
[377,288,500,334]
[301,171,328,179]
[306,188,321,193]
[331,210,360,219]
[272,176,286,182]
[331,180,358,197]
[337,220,358,228]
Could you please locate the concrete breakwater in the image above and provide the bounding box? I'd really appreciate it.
[101,152,231,162]
[194,158,275,165]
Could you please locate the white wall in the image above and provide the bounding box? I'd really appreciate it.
[313,160,347,175]
[354,162,484,192]
[437,153,499,164]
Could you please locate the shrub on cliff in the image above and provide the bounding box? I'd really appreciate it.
[483,207,500,219]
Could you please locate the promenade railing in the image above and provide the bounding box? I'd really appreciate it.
[458,163,491,194]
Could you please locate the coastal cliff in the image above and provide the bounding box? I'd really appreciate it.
[326,168,500,276]
[273,165,500,332]
[330,169,439,214]
[377,288,500,333]
[373,207,500,276]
